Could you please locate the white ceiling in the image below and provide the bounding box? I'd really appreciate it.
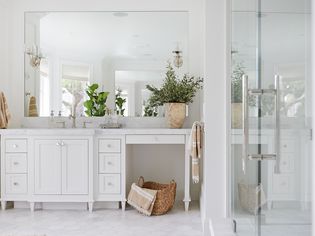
[115,70,164,84]
[38,12,188,61]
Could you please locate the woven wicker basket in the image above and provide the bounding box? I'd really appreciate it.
[138,176,176,216]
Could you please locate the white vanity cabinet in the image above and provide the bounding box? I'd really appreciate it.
[34,139,89,195]
[1,129,192,212]
[30,136,94,212]
[95,135,126,210]
[1,137,29,210]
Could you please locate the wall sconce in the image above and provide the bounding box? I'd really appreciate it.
[172,46,183,69]
[25,45,44,68]
[172,47,183,69]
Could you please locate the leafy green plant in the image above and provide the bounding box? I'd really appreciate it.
[83,84,109,117]
[115,88,126,116]
[146,62,203,107]
[143,102,158,117]
[231,61,255,106]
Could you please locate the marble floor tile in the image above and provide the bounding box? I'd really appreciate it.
[0,202,203,236]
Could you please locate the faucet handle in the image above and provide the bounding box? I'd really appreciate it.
[83,121,92,128]
[56,121,66,128]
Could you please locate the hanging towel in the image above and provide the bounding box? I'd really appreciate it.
[0,92,11,129]
[28,96,38,117]
[127,183,157,216]
[189,121,203,184]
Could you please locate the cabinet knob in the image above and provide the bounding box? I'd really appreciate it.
[13,182,19,186]
[60,142,65,146]
[107,182,113,186]
[13,162,19,165]
[281,182,287,186]
[107,162,112,165]
[56,142,60,146]
[107,144,111,148]
[12,144,18,148]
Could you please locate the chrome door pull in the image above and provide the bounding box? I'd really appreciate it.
[242,75,281,174]
[242,75,249,174]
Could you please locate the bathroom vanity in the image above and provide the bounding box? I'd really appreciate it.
[0,128,191,212]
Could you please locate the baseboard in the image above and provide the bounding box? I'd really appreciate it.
[13,201,119,210]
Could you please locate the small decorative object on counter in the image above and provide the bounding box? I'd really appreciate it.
[28,96,38,117]
[127,176,176,216]
[0,91,11,129]
[146,62,203,128]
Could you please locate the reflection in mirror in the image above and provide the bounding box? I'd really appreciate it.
[24,12,188,117]
[115,70,164,117]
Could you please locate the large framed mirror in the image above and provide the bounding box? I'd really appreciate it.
[24,11,189,117]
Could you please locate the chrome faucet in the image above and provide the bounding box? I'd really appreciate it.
[69,114,76,128]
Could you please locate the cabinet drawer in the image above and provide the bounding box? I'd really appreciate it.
[6,154,27,173]
[99,154,121,173]
[272,174,294,194]
[280,140,295,153]
[99,139,121,153]
[99,174,120,194]
[5,174,27,194]
[280,154,295,173]
[5,139,27,153]
[126,134,185,144]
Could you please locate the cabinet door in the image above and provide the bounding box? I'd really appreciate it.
[62,140,89,194]
[34,140,62,194]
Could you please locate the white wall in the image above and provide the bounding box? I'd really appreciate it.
[0,1,9,96]
[202,0,229,235]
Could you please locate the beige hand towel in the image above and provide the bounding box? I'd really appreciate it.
[127,183,157,216]
[189,122,203,184]
[0,92,11,129]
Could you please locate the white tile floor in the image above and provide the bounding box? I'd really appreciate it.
[233,208,312,236]
[0,202,202,236]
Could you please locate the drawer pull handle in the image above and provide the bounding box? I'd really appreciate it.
[13,182,19,186]
[12,144,18,148]
[13,162,19,165]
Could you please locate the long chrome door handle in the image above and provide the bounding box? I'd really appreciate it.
[274,75,281,174]
[242,75,249,174]
[242,74,281,174]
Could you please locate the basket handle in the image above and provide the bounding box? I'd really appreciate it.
[138,176,144,187]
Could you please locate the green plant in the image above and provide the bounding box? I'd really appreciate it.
[115,88,126,116]
[143,102,158,117]
[146,62,203,107]
[231,61,255,106]
[83,84,109,117]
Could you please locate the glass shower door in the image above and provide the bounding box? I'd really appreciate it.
[231,0,312,235]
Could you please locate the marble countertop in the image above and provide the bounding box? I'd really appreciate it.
[0,128,191,136]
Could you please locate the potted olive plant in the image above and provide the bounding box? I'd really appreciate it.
[231,62,256,128]
[146,63,203,128]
